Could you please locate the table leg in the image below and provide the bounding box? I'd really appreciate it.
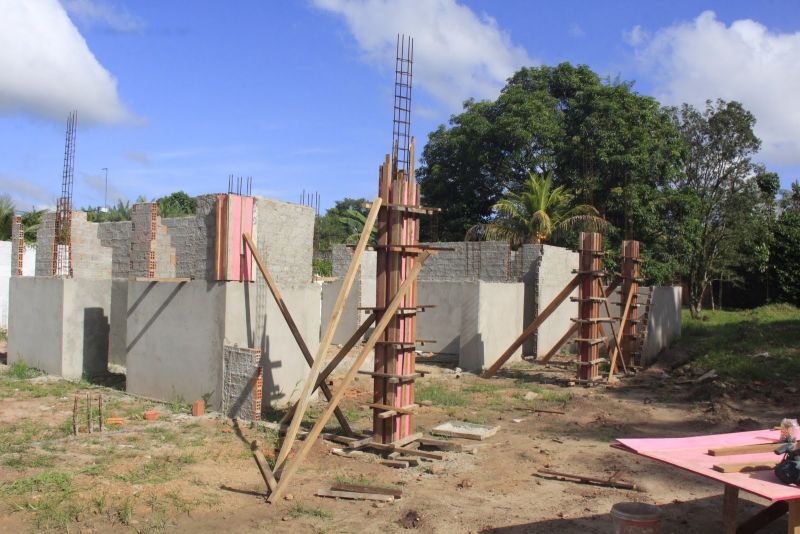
[724,484,739,534]
[789,499,800,534]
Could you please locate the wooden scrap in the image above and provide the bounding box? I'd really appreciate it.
[712,461,776,473]
[707,442,780,456]
[368,442,444,460]
[316,488,394,502]
[331,448,365,458]
[535,468,638,491]
[431,421,500,441]
[418,437,463,452]
[331,483,402,498]
[380,459,410,469]
[251,440,277,493]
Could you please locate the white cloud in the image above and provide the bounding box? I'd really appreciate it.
[0,174,57,210]
[62,0,145,33]
[124,150,151,166]
[629,11,800,166]
[569,23,585,38]
[82,172,128,205]
[313,0,533,112]
[0,0,140,124]
[623,25,647,46]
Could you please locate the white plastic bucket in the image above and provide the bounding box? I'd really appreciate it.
[611,502,662,534]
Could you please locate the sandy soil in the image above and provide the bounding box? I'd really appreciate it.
[0,353,794,533]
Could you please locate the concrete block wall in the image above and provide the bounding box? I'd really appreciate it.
[321,251,376,345]
[162,195,217,280]
[97,221,132,278]
[35,212,56,276]
[530,245,579,357]
[254,198,314,287]
[70,212,113,279]
[129,203,176,278]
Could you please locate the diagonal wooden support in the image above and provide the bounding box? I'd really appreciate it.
[607,285,635,380]
[243,233,353,436]
[597,277,627,376]
[482,273,581,379]
[274,197,382,471]
[539,322,579,363]
[278,312,376,428]
[268,251,431,503]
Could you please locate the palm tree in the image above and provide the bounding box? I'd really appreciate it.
[338,209,377,245]
[21,208,45,242]
[467,172,608,246]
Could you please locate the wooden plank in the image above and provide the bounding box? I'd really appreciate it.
[243,233,354,442]
[712,461,776,473]
[331,483,402,498]
[315,488,395,502]
[379,460,409,469]
[274,197,382,471]
[390,432,423,448]
[723,484,738,534]
[368,443,444,460]
[418,438,463,452]
[788,499,800,534]
[607,285,635,380]
[597,277,625,375]
[482,273,581,378]
[251,440,277,493]
[268,252,432,502]
[535,468,638,491]
[369,403,417,415]
[539,322,579,363]
[708,442,780,456]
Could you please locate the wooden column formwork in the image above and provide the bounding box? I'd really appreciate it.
[576,232,603,382]
[373,144,421,444]
[620,240,641,368]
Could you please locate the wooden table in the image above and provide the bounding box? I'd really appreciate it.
[613,430,800,533]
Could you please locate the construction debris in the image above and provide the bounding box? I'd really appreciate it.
[432,421,499,441]
[534,468,639,491]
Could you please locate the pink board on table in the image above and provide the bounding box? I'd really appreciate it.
[615,429,800,502]
[215,194,255,282]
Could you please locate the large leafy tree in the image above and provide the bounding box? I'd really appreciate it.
[670,100,762,317]
[466,172,606,246]
[418,63,684,282]
[0,194,14,240]
[771,185,800,305]
[315,197,369,252]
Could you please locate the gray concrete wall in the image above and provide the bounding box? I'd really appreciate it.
[125,280,226,408]
[97,221,132,278]
[108,279,128,368]
[532,245,579,357]
[35,213,55,276]
[162,195,217,281]
[643,286,682,363]
[71,212,113,279]
[8,277,64,376]
[416,281,468,355]
[460,281,525,372]
[8,277,113,380]
[321,251,376,345]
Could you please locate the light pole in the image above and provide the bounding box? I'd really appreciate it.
[100,168,109,213]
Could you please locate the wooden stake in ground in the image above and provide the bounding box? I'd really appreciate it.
[268,251,431,503]
[98,394,104,432]
[482,273,581,378]
[243,232,354,437]
[274,197,382,471]
[86,393,92,434]
[72,395,78,436]
[607,285,635,380]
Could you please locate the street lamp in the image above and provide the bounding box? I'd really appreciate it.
[100,168,109,213]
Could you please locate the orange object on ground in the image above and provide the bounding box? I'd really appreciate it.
[143,410,160,421]
[106,417,125,427]
[191,400,205,416]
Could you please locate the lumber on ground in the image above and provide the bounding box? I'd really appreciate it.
[482,273,581,378]
[315,488,394,502]
[707,442,779,456]
[331,483,402,498]
[243,232,354,438]
[251,440,277,493]
[268,252,431,502]
[274,197,382,471]
[535,468,638,490]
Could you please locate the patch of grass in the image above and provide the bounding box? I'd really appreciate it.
[514,383,573,404]
[6,361,42,380]
[678,304,800,383]
[145,426,179,443]
[288,503,332,520]
[0,328,7,342]
[168,394,191,414]
[118,454,193,484]
[2,452,56,470]
[416,382,467,406]
[463,383,503,395]
[333,474,395,490]
[0,471,73,496]
[116,498,133,525]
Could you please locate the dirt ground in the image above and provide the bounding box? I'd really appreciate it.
[0,344,794,533]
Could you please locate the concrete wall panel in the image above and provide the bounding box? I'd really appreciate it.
[8,277,64,376]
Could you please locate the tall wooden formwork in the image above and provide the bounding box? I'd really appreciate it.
[620,240,641,367]
[576,232,604,382]
[373,145,422,444]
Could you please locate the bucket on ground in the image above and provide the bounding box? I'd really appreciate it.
[611,502,662,534]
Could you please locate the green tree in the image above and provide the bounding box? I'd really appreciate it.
[316,198,369,251]
[20,208,45,242]
[670,99,762,317]
[156,191,196,218]
[771,209,800,305]
[338,209,377,245]
[0,194,14,240]
[466,171,607,246]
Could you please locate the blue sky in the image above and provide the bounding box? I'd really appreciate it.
[1,0,799,212]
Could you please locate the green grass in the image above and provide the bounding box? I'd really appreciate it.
[1,471,82,529]
[118,454,195,484]
[288,503,332,520]
[0,328,7,342]
[333,474,396,490]
[416,382,467,406]
[6,361,42,380]
[677,304,800,383]
[167,395,191,415]
[514,383,573,404]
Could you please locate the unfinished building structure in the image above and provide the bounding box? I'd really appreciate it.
[8,194,319,414]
